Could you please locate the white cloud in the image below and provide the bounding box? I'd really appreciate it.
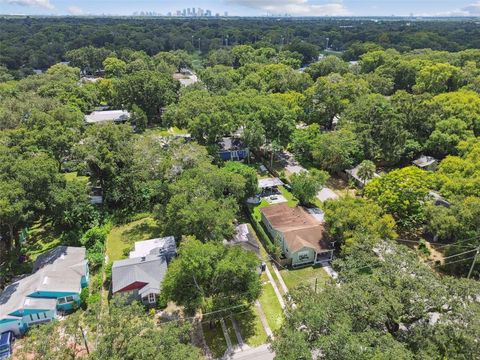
[462,1,480,15]
[4,0,54,10]
[225,0,351,16]
[419,1,480,17]
[67,5,84,15]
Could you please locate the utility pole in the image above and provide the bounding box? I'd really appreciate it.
[80,325,90,355]
[314,278,318,294]
[467,246,480,279]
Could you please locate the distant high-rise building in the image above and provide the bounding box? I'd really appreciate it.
[215,12,220,17]
[182,9,186,16]
[198,8,204,17]
[176,10,181,16]
[187,8,191,16]
[224,11,228,17]
[205,9,212,16]
[192,8,196,16]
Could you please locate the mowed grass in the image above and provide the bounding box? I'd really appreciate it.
[278,185,298,208]
[258,279,284,332]
[106,217,162,261]
[279,266,331,292]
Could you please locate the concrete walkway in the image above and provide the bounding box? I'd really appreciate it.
[220,318,233,352]
[255,300,274,340]
[321,263,339,279]
[264,265,285,309]
[271,263,288,294]
[231,317,248,351]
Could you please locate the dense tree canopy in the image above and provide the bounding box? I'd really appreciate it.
[161,237,261,314]
[272,242,480,360]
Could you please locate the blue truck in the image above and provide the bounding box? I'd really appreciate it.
[0,331,15,359]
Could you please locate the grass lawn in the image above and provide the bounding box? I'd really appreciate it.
[278,186,298,208]
[143,126,189,137]
[258,280,284,332]
[279,266,331,292]
[202,321,228,359]
[234,308,268,347]
[106,217,162,261]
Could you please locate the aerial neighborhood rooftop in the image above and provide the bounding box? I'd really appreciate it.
[0,246,88,336]
[1,11,479,360]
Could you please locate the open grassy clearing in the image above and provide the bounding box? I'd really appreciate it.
[279,265,331,292]
[143,126,189,137]
[106,216,162,261]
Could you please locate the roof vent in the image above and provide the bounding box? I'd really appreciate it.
[141,256,146,262]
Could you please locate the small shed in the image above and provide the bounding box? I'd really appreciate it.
[413,155,438,171]
[224,224,260,256]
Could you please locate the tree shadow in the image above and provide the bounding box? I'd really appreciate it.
[232,307,265,346]
[122,221,162,243]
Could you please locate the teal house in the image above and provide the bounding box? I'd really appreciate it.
[0,246,88,336]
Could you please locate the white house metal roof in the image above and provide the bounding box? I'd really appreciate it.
[413,155,438,168]
[129,236,176,260]
[258,177,284,189]
[84,110,131,124]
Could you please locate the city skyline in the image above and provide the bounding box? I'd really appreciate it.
[1,1,480,17]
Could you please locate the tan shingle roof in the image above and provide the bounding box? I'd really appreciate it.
[261,204,330,253]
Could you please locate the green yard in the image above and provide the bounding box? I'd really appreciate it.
[106,216,162,261]
[279,266,331,292]
[234,308,268,347]
[143,126,189,137]
[258,280,284,332]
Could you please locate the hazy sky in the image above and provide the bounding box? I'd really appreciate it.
[1,0,480,17]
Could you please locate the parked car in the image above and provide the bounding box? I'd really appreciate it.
[0,331,15,359]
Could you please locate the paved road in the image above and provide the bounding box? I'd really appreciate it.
[229,344,275,360]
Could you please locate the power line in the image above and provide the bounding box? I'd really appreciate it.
[432,254,478,268]
[425,246,480,264]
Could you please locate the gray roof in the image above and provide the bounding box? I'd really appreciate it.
[0,246,87,319]
[316,187,339,202]
[219,137,247,151]
[346,164,380,185]
[129,236,176,261]
[413,155,438,168]
[224,224,260,256]
[112,254,167,294]
[258,178,284,189]
[85,110,131,124]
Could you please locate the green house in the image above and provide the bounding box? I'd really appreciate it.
[261,204,333,268]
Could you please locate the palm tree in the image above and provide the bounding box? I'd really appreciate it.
[357,160,376,187]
